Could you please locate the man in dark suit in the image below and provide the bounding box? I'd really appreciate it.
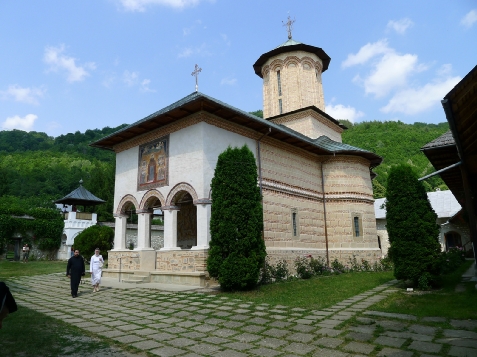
[66,249,85,298]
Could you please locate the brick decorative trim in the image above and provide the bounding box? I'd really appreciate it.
[116,194,140,215]
[139,189,166,209]
[166,182,199,206]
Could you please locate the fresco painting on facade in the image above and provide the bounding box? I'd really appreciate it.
[138,136,169,190]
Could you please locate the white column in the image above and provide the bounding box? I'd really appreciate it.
[160,208,180,251]
[192,203,211,250]
[113,215,127,250]
[136,211,154,250]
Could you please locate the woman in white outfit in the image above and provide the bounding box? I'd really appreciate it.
[90,248,104,292]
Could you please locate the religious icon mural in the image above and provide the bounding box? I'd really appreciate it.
[137,136,169,190]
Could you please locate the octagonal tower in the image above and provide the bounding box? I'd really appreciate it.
[253,38,331,119]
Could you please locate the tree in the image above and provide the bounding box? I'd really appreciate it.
[386,164,441,288]
[73,225,114,259]
[207,145,266,290]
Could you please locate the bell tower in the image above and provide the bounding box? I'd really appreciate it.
[253,22,345,142]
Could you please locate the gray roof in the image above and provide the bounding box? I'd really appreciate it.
[375,190,461,220]
[421,130,455,150]
[55,185,105,206]
[91,91,382,168]
[253,40,331,77]
[275,38,303,49]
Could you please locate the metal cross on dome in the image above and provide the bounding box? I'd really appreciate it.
[283,15,295,40]
[191,64,202,92]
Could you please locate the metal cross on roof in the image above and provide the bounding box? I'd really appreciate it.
[283,15,295,40]
[191,64,202,92]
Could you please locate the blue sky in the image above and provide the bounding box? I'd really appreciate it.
[1,1,476,136]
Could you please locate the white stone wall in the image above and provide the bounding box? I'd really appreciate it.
[114,119,256,210]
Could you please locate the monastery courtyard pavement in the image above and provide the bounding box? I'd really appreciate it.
[7,275,477,357]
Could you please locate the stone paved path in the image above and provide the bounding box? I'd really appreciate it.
[7,274,477,357]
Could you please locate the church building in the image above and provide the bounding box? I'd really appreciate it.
[92,30,382,286]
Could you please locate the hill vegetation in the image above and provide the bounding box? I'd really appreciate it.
[0,119,449,220]
[0,125,126,221]
[341,120,449,198]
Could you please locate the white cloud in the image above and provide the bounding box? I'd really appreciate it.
[123,70,139,86]
[140,79,156,92]
[1,85,45,105]
[344,39,428,97]
[361,52,424,97]
[220,77,237,86]
[221,33,231,46]
[44,45,95,82]
[177,43,211,58]
[342,39,391,68]
[1,114,38,131]
[325,104,364,123]
[178,47,194,58]
[461,9,477,28]
[116,0,201,12]
[381,65,461,115]
[387,18,414,34]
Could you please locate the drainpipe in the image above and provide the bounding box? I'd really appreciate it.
[321,157,332,267]
[257,128,272,198]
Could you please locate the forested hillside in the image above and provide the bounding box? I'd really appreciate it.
[0,119,449,221]
[341,120,449,197]
[0,125,126,221]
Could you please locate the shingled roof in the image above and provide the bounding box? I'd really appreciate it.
[90,92,382,169]
[55,182,105,206]
[421,130,455,150]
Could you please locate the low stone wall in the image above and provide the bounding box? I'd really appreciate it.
[107,251,141,270]
[156,249,208,272]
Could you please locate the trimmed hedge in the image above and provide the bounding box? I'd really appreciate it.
[207,145,266,290]
[386,164,441,288]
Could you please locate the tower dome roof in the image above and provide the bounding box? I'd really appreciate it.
[253,39,331,78]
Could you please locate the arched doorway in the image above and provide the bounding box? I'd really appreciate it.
[445,231,462,250]
[176,192,197,249]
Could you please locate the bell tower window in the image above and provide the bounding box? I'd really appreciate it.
[277,70,282,96]
[279,99,283,114]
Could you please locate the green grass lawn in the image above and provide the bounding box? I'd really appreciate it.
[0,306,119,357]
[219,271,395,309]
[372,260,477,319]
[0,260,66,279]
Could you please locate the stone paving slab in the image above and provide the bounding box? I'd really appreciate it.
[364,311,417,321]
[408,340,442,353]
[10,274,477,357]
[448,345,477,357]
[342,341,375,354]
[376,347,413,357]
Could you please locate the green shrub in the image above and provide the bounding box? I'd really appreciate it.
[439,247,466,274]
[386,164,441,287]
[73,225,114,259]
[331,258,346,273]
[207,146,266,290]
[309,256,327,275]
[294,257,313,279]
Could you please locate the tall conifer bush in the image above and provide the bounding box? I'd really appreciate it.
[386,164,441,288]
[207,145,266,290]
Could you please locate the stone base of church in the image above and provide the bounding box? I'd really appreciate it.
[104,249,213,287]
